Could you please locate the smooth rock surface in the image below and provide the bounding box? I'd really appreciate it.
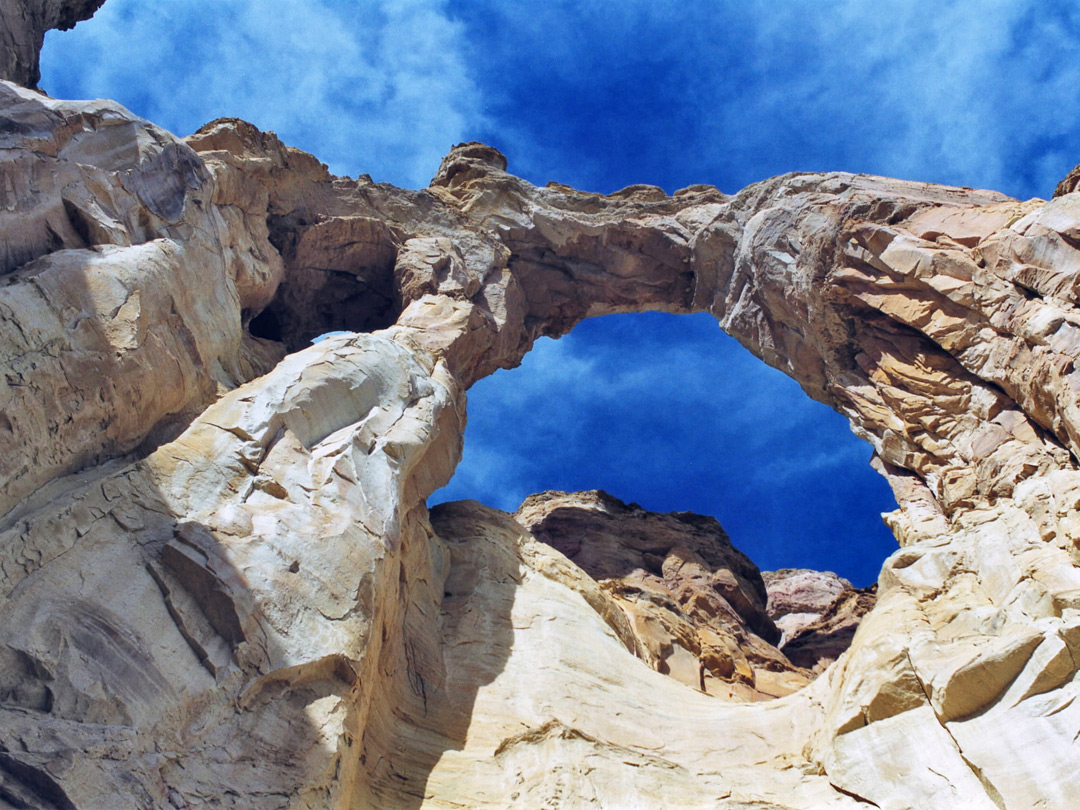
[357,500,864,810]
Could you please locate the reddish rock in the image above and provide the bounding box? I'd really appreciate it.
[764,569,877,672]
[517,491,828,700]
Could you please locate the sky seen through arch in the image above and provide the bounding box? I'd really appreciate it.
[431,312,898,587]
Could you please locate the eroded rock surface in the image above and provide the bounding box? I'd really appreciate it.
[357,500,864,810]
[517,490,816,700]
[764,569,876,671]
[3,19,1080,805]
[0,0,104,88]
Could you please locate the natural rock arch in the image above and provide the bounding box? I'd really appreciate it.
[435,307,900,581]
[2,19,1080,804]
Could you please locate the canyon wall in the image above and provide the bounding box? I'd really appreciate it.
[3,6,1080,808]
[0,0,104,88]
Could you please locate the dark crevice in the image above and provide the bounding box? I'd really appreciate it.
[253,214,402,351]
[44,222,66,253]
[248,306,283,343]
[61,198,93,247]
[0,751,78,810]
[828,781,882,807]
[250,269,401,351]
[266,212,307,260]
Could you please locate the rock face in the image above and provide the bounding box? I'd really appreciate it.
[0,0,104,88]
[763,569,876,671]
[517,490,817,700]
[4,14,1080,807]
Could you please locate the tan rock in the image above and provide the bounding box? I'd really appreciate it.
[3,49,1080,805]
[516,490,816,699]
[0,82,285,518]
[358,500,861,810]
[0,331,463,807]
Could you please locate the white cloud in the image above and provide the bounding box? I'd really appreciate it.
[42,0,1080,197]
[453,0,1080,198]
[705,0,1080,197]
[41,0,484,188]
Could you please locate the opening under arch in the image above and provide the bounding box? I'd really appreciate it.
[429,310,899,699]
[432,311,898,585]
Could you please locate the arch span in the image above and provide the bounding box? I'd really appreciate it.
[378,143,1080,807]
[5,98,1080,807]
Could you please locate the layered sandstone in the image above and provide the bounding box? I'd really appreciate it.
[763,569,876,671]
[517,490,817,700]
[2,12,1080,806]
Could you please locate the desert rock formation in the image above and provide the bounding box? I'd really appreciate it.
[0,0,104,88]
[763,569,876,672]
[518,490,824,700]
[3,9,1080,808]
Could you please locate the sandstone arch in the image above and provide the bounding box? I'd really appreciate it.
[2,26,1080,804]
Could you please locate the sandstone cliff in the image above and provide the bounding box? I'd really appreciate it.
[763,569,876,672]
[517,490,829,701]
[0,0,104,88]
[2,11,1080,807]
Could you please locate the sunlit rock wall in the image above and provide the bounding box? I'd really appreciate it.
[2,9,1080,808]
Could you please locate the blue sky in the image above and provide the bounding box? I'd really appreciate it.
[40,1,1080,584]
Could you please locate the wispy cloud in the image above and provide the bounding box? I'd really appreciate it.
[41,0,484,188]
[741,0,1080,198]
[432,313,898,583]
[452,0,1080,199]
[43,1,1080,196]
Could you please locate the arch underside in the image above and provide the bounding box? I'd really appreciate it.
[2,83,1080,808]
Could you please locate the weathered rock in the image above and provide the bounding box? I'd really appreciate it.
[0,329,463,807]
[356,499,863,809]
[0,0,104,87]
[764,568,877,671]
[1054,162,1080,198]
[0,84,284,519]
[4,27,1080,805]
[517,490,815,700]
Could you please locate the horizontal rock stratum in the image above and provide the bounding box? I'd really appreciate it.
[4,6,1080,807]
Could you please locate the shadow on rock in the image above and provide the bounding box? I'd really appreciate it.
[355,500,519,809]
